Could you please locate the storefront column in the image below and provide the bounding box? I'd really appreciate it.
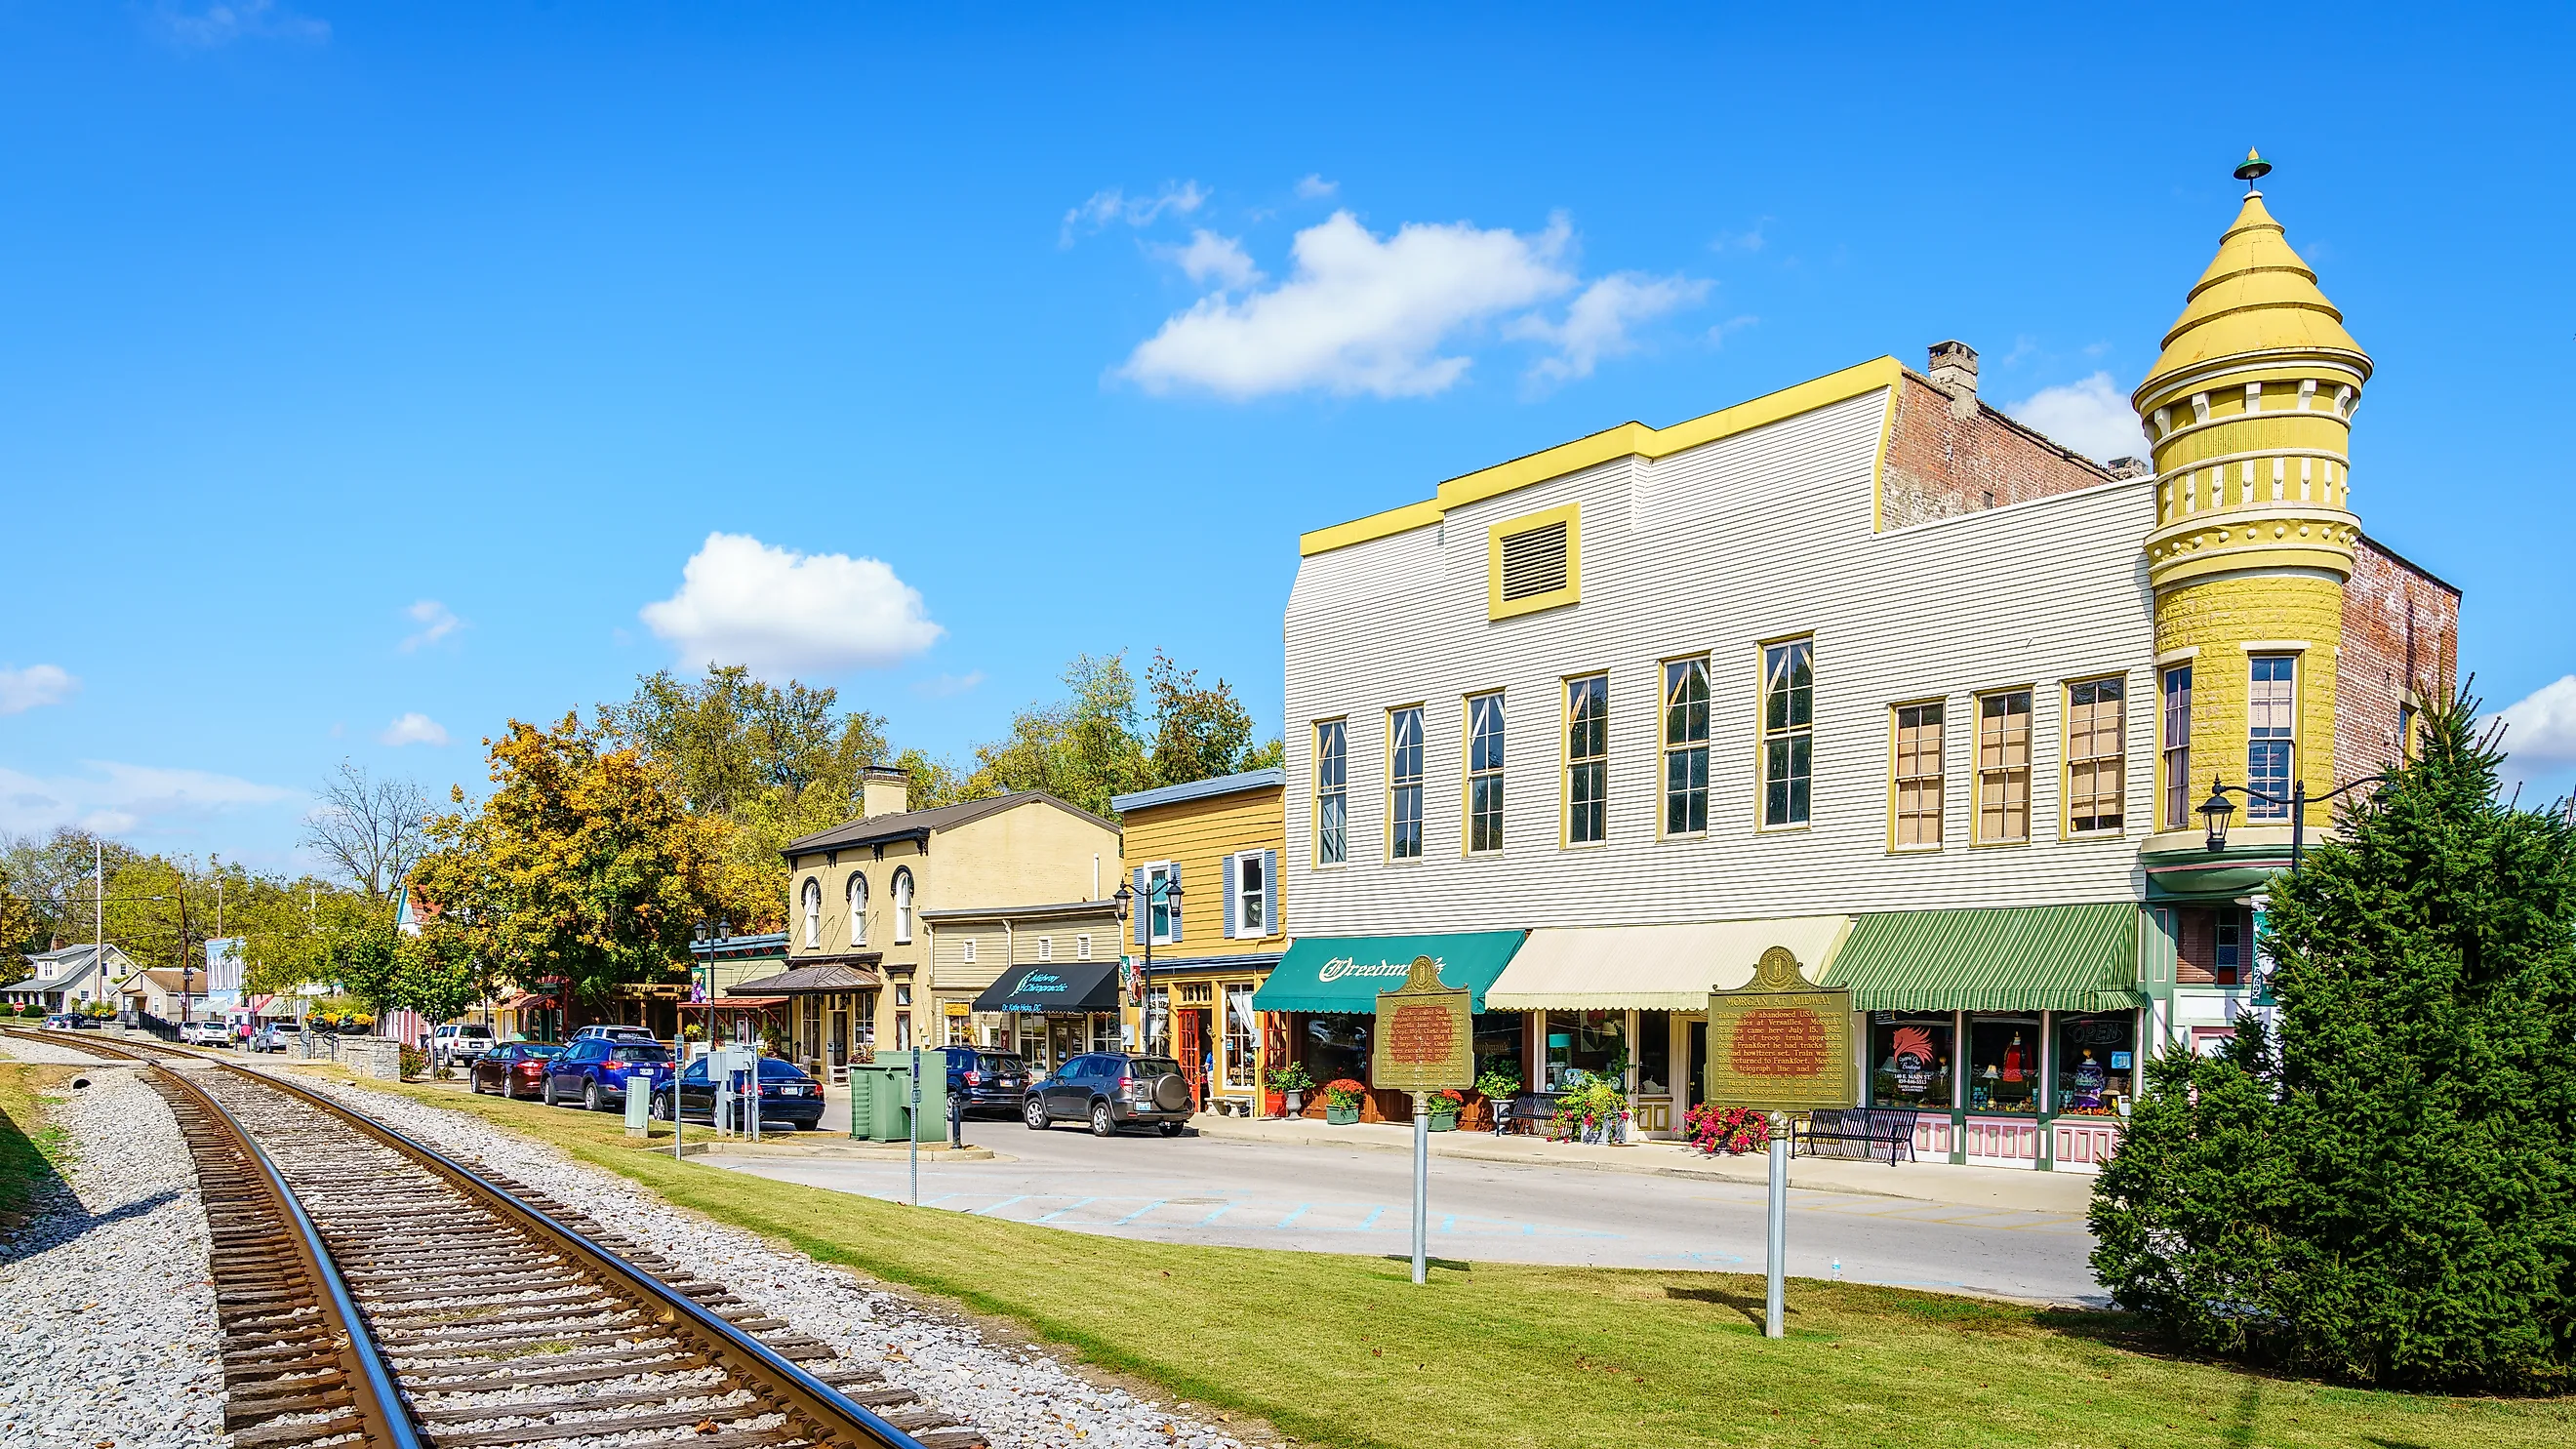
[2036,1010,2056,1171]
[1949,1010,1968,1164]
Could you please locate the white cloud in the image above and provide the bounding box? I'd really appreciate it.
[639,533,943,682]
[400,599,463,652]
[1120,210,1584,399]
[0,664,78,715]
[378,712,451,747]
[2005,372,2148,463]
[1510,271,1712,387]
[1060,181,1208,246]
[1162,230,1264,292]
[0,760,295,839]
[1707,314,1760,348]
[911,671,986,699]
[1711,218,1772,253]
[1295,174,1339,200]
[2496,676,2576,766]
[153,1,329,47]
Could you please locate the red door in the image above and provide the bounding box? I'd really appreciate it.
[1177,1009,1207,1110]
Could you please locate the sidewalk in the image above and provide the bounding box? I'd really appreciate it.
[1188,1114,2098,1214]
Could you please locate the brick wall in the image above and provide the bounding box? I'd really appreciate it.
[2338,537,2463,780]
[1878,373,2119,530]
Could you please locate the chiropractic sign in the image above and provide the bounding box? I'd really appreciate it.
[1706,946,1855,1113]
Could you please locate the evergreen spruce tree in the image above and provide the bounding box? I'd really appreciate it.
[2093,688,2576,1389]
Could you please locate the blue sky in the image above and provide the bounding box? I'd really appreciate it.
[2,2,2570,870]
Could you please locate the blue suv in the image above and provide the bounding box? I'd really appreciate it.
[543,1036,674,1111]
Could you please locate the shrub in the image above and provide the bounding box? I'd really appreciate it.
[397,1045,427,1079]
[1682,1104,1771,1155]
[1549,1076,1628,1142]
[1473,1067,1523,1101]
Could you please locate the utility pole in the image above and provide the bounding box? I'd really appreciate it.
[93,838,103,1014]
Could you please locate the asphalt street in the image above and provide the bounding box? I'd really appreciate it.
[701,1118,2103,1303]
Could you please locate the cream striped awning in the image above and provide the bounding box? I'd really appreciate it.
[1482,916,1854,1012]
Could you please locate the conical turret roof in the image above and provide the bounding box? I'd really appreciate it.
[2135,190,2369,404]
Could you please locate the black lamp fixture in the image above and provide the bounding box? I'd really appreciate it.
[2200,778,2238,853]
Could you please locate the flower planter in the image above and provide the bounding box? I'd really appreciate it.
[1264,1090,1286,1118]
[1283,1090,1303,1116]
[1324,1104,1360,1125]
[1427,1111,1460,1133]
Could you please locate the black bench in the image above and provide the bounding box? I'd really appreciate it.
[1494,1092,1560,1136]
[1791,1107,1917,1165]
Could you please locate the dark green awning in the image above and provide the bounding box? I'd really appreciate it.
[1823,905,2142,1013]
[1252,932,1526,1014]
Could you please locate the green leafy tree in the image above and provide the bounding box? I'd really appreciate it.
[1145,651,1264,786]
[965,653,1153,816]
[2091,688,2576,1389]
[391,923,485,1025]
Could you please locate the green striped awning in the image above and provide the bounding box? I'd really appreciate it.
[1823,905,2143,1014]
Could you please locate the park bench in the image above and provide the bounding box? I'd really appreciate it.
[1791,1107,1917,1165]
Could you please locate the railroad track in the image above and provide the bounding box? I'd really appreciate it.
[6,1028,984,1449]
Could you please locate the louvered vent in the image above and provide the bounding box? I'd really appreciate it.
[1497,520,1570,601]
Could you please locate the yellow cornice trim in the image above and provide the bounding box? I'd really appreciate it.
[1299,356,1906,556]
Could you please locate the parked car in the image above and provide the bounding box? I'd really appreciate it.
[650,1055,825,1131]
[431,1023,498,1066]
[1023,1054,1193,1137]
[44,1012,101,1029]
[178,1021,229,1047]
[569,1024,662,1044]
[543,1037,675,1110]
[469,1041,566,1099]
[250,1025,292,1053]
[939,1046,1031,1117]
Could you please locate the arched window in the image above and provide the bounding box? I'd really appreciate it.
[801,877,823,948]
[846,873,868,947]
[892,867,915,945]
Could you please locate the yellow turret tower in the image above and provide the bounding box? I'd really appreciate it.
[2135,152,2369,849]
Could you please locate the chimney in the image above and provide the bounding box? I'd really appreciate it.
[2107,457,2153,480]
[860,766,909,820]
[1927,341,1978,419]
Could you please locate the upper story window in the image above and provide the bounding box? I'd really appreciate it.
[2215,913,2243,986]
[961,938,978,964]
[1564,673,1608,846]
[2067,678,2127,835]
[1892,703,1944,849]
[801,877,823,948]
[1663,658,1710,836]
[1388,706,1426,860]
[1147,862,1180,945]
[1075,933,1092,961]
[1228,850,1271,938]
[1467,692,1506,854]
[846,873,868,947]
[1976,689,2033,843]
[2161,664,2194,830]
[1037,935,1054,962]
[892,866,915,944]
[2247,655,2297,822]
[1313,719,1348,865]
[1487,503,1581,620]
[1761,639,1815,827]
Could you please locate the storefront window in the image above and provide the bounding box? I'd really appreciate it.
[1305,1015,1370,1087]
[1966,1013,2042,1113]
[1869,1014,1953,1109]
[1545,1010,1625,1091]
[1635,1011,1671,1096]
[1472,1013,1522,1088]
[2053,1012,2136,1115]
[1224,985,1258,1089]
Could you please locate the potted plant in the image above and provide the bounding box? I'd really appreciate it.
[1474,1067,1522,1133]
[1266,1062,1313,1117]
[1682,1103,1771,1155]
[1425,1088,1464,1132]
[1322,1077,1367,1125]
[1550,1076,1630,1146]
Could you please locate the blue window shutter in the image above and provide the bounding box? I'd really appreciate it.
[1168,864,1182,943]
[1264,849,1279,935]
[1223,856,1239,940]
[1132,867,1148,946]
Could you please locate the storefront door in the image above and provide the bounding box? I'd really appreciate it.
[1177,1009,1209,1110]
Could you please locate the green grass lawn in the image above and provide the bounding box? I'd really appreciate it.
[310,1068,2573,1449]
[0,1062,77,1227]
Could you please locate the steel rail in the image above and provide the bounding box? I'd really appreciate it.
[10,1026,941,1449]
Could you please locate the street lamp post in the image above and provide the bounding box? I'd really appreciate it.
[2198,771,2391,875]
[1110,874,1184,1054]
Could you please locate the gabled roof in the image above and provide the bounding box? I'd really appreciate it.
[1110,768,1285,816]
[781,790,1118,861]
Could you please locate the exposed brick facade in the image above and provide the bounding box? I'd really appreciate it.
[1878,372,2120,531]
[2338,537,2463,781]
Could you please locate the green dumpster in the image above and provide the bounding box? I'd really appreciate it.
[847,1053,946,1142]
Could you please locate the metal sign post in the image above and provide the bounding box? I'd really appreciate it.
[908,1048,922,1207]
[1371,956,1473,1288]
[1705,946,1855,1341]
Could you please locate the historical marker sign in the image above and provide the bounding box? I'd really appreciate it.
[1371,956,1474,1094]
[1707,946,1855,1113]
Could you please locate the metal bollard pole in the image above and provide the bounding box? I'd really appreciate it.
[1411,1093,1429,1286]
[908,1049,922,1207]
[1765,1109,1788,1339]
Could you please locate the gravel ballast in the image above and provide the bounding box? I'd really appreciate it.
[0,1037,225,1449]
[255,1064,1267,1449]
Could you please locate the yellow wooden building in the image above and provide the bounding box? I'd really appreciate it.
[1109,767,1287,1114]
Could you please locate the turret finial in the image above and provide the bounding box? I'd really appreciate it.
[2234,148,2273,187]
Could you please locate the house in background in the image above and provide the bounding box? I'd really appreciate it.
[1109,767,1289,1113]
[117,967,210,1024]
[3,943,140,1014]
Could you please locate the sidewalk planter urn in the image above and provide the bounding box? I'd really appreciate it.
[1324,1103,1360,1125]
[1427,1108,1460,1133]
[1282,1090,1303,1116]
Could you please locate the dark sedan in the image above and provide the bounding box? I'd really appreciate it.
[940,1046,1031,1116]
[649,1056,825,1131]
[467,1042,566,1099]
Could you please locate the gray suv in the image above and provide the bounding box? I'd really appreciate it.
[1024,1054,1193,1138]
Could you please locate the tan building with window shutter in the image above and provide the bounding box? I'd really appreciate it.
[1108,768,1287,1113]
